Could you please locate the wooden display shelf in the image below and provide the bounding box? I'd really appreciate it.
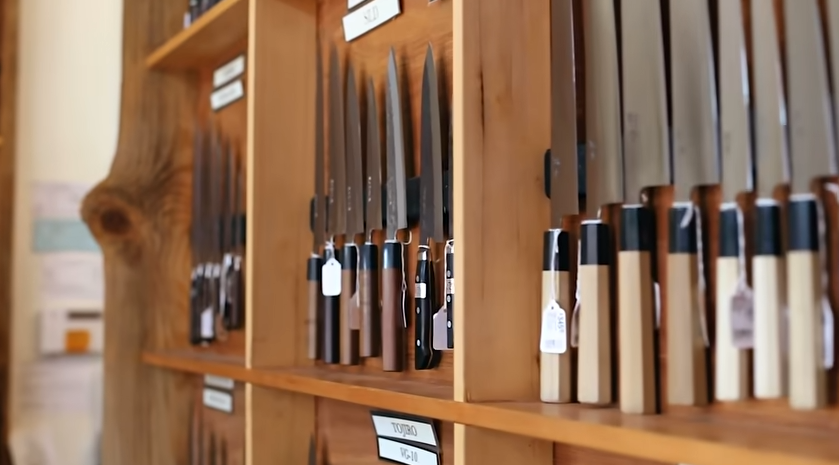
[145,0,248,70]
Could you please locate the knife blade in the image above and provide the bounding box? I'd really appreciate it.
[577,0,620,406]
[415,43,444,371]
[784,0,836,410]
[360,76,382,358]
[210,130,230,342]
[541,0,577,404]
[382,48,408,372]
[190,125,207,346]
[752,0,790,401]
[308,42,326,360]
[618,0,668,415]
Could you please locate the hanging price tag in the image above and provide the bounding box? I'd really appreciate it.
[432,306,449,351]
[539,301,567,354]
[730,284,754,349]
[322,257,342,296]
[822,297,834,369]
[200,307,214,339]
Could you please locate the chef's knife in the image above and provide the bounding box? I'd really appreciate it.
[229,149,244,330]
[308,43,326,360]
[190,125,207,345]
[578,0,621,406]
[383,49,409,372]
[751,0,790,401]
[209,131,228,341]
[445,112,454,350]
[715,0,753,402]
[784,0,837,410]
[619,0,669,415]
[360,76,382,358]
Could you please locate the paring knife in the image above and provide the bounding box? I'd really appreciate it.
[783,0,837,411]
[308,42,326,360]
[383,49,409,372]
[541,0,578,404]
[190,125,208,345]
[619,0,669,415]
[751,0,790,400]
[415,44,444,371]
[715,0,753,402]
[360,76,382,358]
[667,0,718,407]
[578,0,621,406]
[343,63,364,366]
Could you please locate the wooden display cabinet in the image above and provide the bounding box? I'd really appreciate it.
[83,0,839,464]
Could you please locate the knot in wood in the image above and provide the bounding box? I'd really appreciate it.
[101,207,131,235]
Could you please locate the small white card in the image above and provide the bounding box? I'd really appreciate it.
[539,301,567,354]
[322,257,342,296]
[200,308,214,339]
[342,0,401,42]
[210,79,245,112]
[377,438,439,465]
[204,374,235,390]
[203,388,233,413]
[371,413,438,447]
[213,55,246,88]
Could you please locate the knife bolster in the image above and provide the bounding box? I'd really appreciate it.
[578,221,613,405]
[382,241,405,372]
[360,243,380,357]
[307,256,324,360]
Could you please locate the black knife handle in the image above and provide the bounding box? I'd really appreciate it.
[322,248,341,364]
[189,268,204,345]
[446,243,454,349]
[340,244,360,366]
[415,246,435,370]
[307,255,323,360]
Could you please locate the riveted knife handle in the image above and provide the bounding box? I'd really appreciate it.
[540,229,574,403]
[382,242,405,372]
[753,201,787,399]
[307,256,323,360]
[666,204,710,407]
[787,197,826,410]
[617,206,658,414]
[189,268,204,345]
[341,245,360,366]
[415,246,435,370]
[360,243,380,358]
[715,207,749,402]
[323,248,341,365]
[578,222,612,405]
[446,245,455,349]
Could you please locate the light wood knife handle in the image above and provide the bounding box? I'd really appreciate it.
[666,204,710,406]
[787,197,826,410]
[618,206,658,414]
[540,229,575,403]
[715,208,750,401]
[307,256,323,360]
[753,200,787,398]
[323,248,340,364]
[359,243,380,357]
[578,221,613,405]
[382,241,405,372]
[341,244,360,366]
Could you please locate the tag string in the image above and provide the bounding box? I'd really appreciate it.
[679,203,710,348]
[550,229,562,303]
[571,236,583,348]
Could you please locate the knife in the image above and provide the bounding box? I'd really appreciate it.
[221,142,244,330]
[231,148,245,330]
[323,44,347,365]
[210,131,229,342]
[751,0,790,401]
[308,43,326,360]
[619,0,669,415]
[415,44,444,371]
[445,112,454,350]
[540,0,577,404]
[360,76,382,358]
[433,110,453,353]
[309,435,316,465]
[383,48,409,372]
[190,125,207,345]
[715,0,753,402]
[578,0,621,406]
[343,62,364,366]
[784,0,836,411]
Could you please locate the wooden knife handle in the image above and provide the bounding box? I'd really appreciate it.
[323,248,341,365]
[341,244,360,366]
[787,197,826,410]
[618,206,658,414]
[578,221,613,405]
[307,255,323,360]
[446,244,455,349]
[415,246,436,370]
[540,229,574,403]
[382,241,405,372]
[360,243,380,357]
[666,204,710,407]
[753,200,787,398]
[715,207,749,401]
[189,267,204,345]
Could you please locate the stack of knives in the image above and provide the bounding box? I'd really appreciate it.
[190,126,246,346]
[190,405,235,465]
[538,0,839,413]
[308,43,453,372]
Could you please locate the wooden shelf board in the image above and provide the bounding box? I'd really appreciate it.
[143,350,839,465]
[145,0,248,70]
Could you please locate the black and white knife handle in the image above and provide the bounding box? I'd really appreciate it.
[228,255,244,329]
[446,242,455,349]
[415,245,435,370]
[189,267,204,345]
[323,248,341,365]
[307,255,323,360]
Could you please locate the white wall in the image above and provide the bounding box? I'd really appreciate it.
[9,0,122,463]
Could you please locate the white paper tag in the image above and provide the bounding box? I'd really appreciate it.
[210,79,244,111]
[213,55,246,88]
[200,307,214,338]
[321,257,342,296]
[730,284,754,349]
[342,0,402,42]
[822,297,834,369]
[377,437,439,465]
[203,388,233,413]
[415,282,427,299]
[539,301,567,354]
[204,374,235,390]
[370,413,438,447]
[432,307,449,351]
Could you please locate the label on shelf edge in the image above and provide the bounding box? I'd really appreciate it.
[203,388,233,413]
[376,437,439,465]
[370,412,438,448]
[213,55,246,89]
[204,374,235,390]
[210,79,245,112]
[342,0,401,42]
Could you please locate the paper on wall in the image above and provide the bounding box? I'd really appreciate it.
[39,252,104,303]
[17,357,101,416]
[31,181,92,220]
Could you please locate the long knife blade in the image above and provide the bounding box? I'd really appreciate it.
[314,41,326,251]
[419,45,444,245]
[328,45,347,237]
[550,0,578,224]
[385,49,408,240]
[361,76,382,358]
[190,125,205,346]
[366,77,383,236]
[346,63,365,237]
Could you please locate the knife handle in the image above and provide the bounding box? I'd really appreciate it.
[189,268,204,345]
[540,229,574,403]
[577,221,612,405]
[753,200,787,398]
[382,241,405,372]
[360,243,380,358]
[341,244,360,366]
[446,242,455,349]
[715,206,750,402]
[415,246,436,370]
[787,196,826,410]
[618,206,658,414]
[323,248,341,365]
[228,256,244,329]
[307,255,324,360]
